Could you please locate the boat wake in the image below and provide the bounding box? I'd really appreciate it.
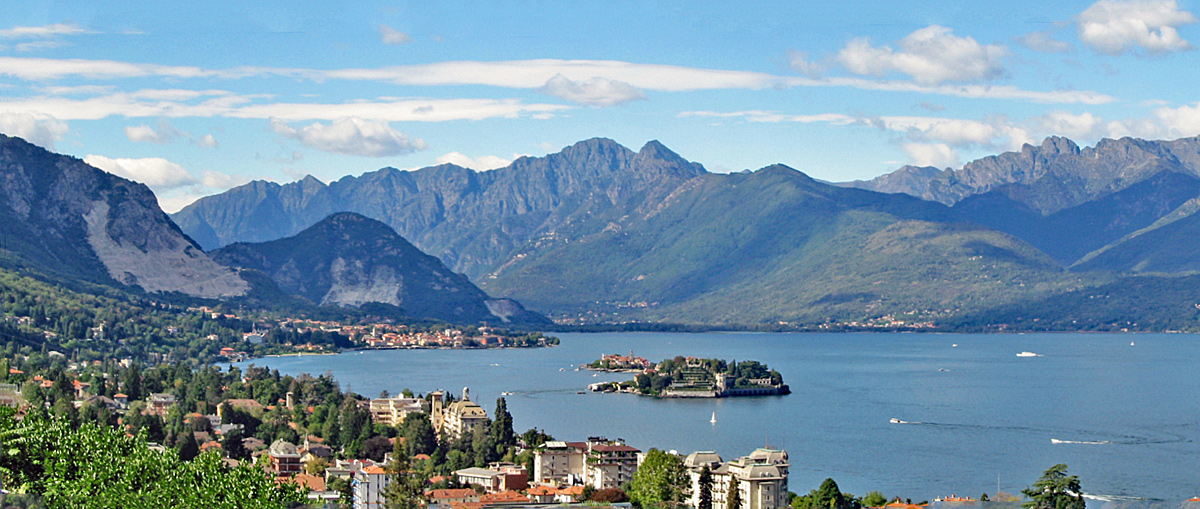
[1051,438,1110,445]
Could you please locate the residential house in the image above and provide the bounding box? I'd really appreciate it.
[425,488,480,507]
[352,464,390,509]
[585,438,641,490]
[477,490,530,506]
[147,393,176,418]
[268,440,303,476]
[453,463,529,493]
[369,396,425,426]
[532,441,587,485]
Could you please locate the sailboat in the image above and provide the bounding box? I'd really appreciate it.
[710,412,717,424]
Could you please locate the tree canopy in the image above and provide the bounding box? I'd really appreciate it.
[1022,464,1084,509]
[629,449,690,508]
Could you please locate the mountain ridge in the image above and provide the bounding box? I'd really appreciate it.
[211,212,548,324]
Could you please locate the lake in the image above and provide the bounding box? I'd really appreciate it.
[234,332,1200,502]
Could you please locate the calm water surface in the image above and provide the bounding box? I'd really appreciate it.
[235,332,1200,501]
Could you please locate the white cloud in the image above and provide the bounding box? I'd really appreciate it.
[0,111,68,149]
[435,152,513,170]
[903,143,960,168]
[0,92,570,122]
[837,25,1008,85]
[16,40,68,52]
[1078,0,1198,54]
[269,117,427,157]
[535,74,646,106]
[1017,30,1073,53]
[678,110,856,124]
[198,133,218,148]
[1149,101,1200,137]
[124,119,179,143]
[0,56,1112,105]
[83,155,198,190]
[787,51,825,78]
[379,25,412,45]
[200,170,247,189]
[1036,111,1106,139]
[0,23,88,39]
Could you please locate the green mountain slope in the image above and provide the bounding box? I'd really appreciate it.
[211,212,548,324]
[481,165,1084,324]
[952,170,1200,265]
[1071,198,1200,274]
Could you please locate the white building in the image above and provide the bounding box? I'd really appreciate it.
[532,441,587,485]
[685,448,789,509]
[584,439,641,490]
[369,396,425,426]
[352,464,390,509]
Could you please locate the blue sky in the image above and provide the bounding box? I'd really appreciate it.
[2,0,1199,211]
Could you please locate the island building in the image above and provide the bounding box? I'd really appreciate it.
[430,387,488,439]
[532,437,641,490]
[369,396,426,426]
[684,448,790,509]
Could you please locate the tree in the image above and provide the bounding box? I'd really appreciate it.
[0,408,303,506]
[383,436,427,509]
[1022,464,1084,509]
[629,449,689,508]
[698,466,713,509]
[364,435,393,462]
[177,431,200,461]
[792,479,859,509]
[491,397,515,449]
[862,491,888,508]
[401,412,437,457]
[728,479,742,509]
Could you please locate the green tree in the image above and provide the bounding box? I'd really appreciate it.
[383,436,427,509]
[792,479,859,509]
[698,466,713,509]
[0,408,303,507]
[491,397,515,449]
[862,491,888,508]
[401,412,438,457]
[177,431,200,461]
[728,479,742,509]
[629,449,689,508]
[1022,464,1084,509]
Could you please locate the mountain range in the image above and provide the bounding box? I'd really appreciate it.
[0,135,544,325]
[174,135,1200,326]
[3,128,1198,329]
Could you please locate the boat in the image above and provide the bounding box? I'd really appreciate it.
[1016,351,1040,357]
[890,418,907,424]
[559,368,565,371]
[1131,341,1135,346]
[952,344,958,347]
[710,412,717,424]
[501,391,513,396]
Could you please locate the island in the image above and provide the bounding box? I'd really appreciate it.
[585,353,789,398]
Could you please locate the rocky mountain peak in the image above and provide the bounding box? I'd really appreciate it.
[0,134,247,298]
[1038,136,1081,156]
